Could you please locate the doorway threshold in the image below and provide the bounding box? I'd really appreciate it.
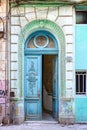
[42,112,55,121]
[24,120,58,124]
[24,112,58,124]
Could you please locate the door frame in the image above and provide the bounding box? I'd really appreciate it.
[24,30,59,120]
[24,54,58,120]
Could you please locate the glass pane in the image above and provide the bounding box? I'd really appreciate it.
[35,36,47,47]
[76,11,87,24]
[27,37,36,48]
[27,35,55,48]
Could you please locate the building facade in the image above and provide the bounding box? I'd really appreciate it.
[0,0,9,124]
[0,0,87,124]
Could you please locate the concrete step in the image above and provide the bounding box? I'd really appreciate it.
[24,120,58,124]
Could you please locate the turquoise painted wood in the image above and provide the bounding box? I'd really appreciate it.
[24,55,42,120]
[24,30,59,120]
[53,55,58,119]
[24,30,58,55]
[75,25,87,70]
[75,97,87,122]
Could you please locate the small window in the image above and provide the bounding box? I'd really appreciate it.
[76,71,86,95]
[27,34,55,49]
[76,11,87,24]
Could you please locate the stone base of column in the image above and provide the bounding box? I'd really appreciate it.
[59,115,75,124]
[10,98,24,124]
[59,98,75,124]
[13,116,24,124]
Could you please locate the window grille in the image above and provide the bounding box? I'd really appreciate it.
[76,71,86,95]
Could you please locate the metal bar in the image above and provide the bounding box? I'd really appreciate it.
[76,71,87,95]
[86,72,87,95]
[78,74,80,93]
[83,74,84,93]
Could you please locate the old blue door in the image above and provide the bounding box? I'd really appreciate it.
[53,55,58,119]
[24,55,42,120]
[24,30,59,120]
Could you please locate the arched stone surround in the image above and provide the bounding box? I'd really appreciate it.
[18,19,65,100]
[16,19,75,124]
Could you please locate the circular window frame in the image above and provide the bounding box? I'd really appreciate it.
[34,34,49,48]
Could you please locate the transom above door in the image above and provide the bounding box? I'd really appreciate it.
[24,30,58,55]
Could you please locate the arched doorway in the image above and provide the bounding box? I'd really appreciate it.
[18,19,66,122]
[24,30,58,120]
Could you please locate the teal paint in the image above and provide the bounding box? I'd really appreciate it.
[10,1,75,8]
[53,55,58,119]
[24,55,42,120]
[75,25,87,70]
[75,97,87,122]
[75,6,87,11]
[24,30,59,120]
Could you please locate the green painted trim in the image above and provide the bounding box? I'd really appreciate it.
[75,6,87,10]
[10,98,24,101]
[18,19,66,98]
[10,1,75,8]
[11,5,72,8]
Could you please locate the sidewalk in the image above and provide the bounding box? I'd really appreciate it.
[0,121,87,130]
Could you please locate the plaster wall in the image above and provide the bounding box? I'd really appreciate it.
[0,0,9,123]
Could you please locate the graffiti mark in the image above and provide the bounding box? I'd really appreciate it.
[0,80,9,103]
[60,99,73,115]
[0,90,8,96]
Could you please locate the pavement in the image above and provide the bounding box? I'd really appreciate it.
[0,121,87,130]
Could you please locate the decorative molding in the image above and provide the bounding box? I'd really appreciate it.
[27,61,37,95]
[34,34,49,48]
[18,19,65,98]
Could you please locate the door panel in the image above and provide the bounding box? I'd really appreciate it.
[53,55,58,119]
[24,55,42,120]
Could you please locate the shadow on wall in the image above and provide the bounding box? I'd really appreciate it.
[43,85,52,112]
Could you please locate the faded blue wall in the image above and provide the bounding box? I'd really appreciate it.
[75,97,87,122]
[75,25,87,70]
[75,25,87,122]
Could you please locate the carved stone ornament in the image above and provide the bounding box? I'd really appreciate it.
[27,61,37,95]
[34,34,49,48]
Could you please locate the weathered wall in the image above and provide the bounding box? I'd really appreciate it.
[0,0,9,123]
[75,25,87,70]
[10,5,75,123]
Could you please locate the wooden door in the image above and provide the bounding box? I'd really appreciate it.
[52,55,58,119]
[24,55,42,120]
